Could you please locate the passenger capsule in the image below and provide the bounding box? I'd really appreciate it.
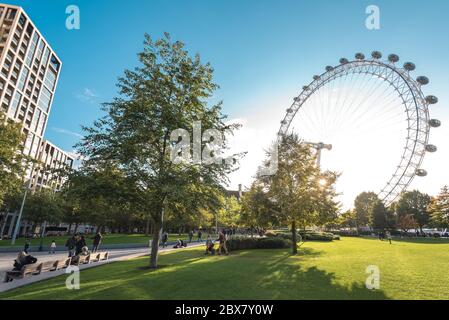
[429,119,441,127]
[425,95,438,104]
[416,169,427,177]
[287,108,293,113]
[416,76,429,85]
[371,51,382,59]
[302,86,309,91]
[355,53,365,60]
[325,66,334,72]
[388,54,400,63]
[313,75,321,81]
[425,144,437,152]
[339,58,349,64]
[403,62,416,71]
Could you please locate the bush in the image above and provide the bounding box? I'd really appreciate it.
[227,236,292,251]
[274,231,336,241]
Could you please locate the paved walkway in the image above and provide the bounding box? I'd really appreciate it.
[0,243,203,293]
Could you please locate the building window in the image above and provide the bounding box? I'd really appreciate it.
[38,86,52,112]
[7,91,21,119]
[44,68,57,91]
[17,67,29,91]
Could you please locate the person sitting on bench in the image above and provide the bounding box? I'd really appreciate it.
[13,251,37,271]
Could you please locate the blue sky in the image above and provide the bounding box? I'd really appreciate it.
[6,0,449,205]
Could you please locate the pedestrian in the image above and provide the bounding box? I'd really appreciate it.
[65,235,76,257]
[23,239,30,254]
[197,230,202,242]
[386,231,392,244]
[49,240,56,254]
[217,230,229,255]
[161,231,168,248]
[91,232,102,253]
[75,235,86,255]
[188,230,193,243]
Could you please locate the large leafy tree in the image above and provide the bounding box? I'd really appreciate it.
[77,34,238,268]
[258,134,339,254]
[23,189,63,230]
[395,190,431,232]
[428,186,449,228]
[353,192,379,231]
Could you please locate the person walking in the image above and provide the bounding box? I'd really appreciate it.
[49,240,56,254]
[197,230,202,242]
[217,230,229,255]
[23,239,30,254]
[75,235,86,255]
[188,230,194,243]
[386,231,392,244]
[161,231,168,248]
[91,232,102,253]
[65,235,76,257]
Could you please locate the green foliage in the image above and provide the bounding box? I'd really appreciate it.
[429,186,449,228]
[227,236,292,250]
[76,33,239,267]
[0,113,31,208]
[275,231,336,242]
[396,190,431,230]
[23,189,63,225]
[353,191,378,229]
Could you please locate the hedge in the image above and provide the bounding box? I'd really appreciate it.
[227,236,292,251]
[272,231,339,241]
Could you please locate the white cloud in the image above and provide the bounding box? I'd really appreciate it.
[76,88,99,104]
[52,127,84,139]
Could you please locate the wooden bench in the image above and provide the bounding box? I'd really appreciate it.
[54,257,72,270]
[5,263,42,282]
[87,253,99,263]
[39,260,58,273]
[98,252,109,261]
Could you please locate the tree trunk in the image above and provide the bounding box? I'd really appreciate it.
[96,225,102,234]
[149,219,162,268]
[291,221,297,254]
[145,214,151,237]
[68,223,72,235]
[74,223,79,234]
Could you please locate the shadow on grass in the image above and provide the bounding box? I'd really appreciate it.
[0,247,390,300]
[358,236,449,245]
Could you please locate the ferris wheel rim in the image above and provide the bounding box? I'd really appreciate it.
[277,53,438,206]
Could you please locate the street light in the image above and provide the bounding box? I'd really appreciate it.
[302,141,332,168]
[11,164,35,246]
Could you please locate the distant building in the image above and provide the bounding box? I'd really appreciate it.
[0,3,73,238]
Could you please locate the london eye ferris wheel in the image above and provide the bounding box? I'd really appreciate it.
[278,51,441,206]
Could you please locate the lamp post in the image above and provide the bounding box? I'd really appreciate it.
[302,141,332,168]
[11,164,35,246]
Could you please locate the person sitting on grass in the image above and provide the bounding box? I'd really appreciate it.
[205,235,215,255]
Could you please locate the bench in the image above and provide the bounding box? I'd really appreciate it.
[54,257,72,270]
[98,252,109,261]
[5,263,42,282]
[88,253,100,263]
[39,260,58,273]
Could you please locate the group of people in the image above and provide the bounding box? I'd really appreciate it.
[12,251,38,272]
[65,232,103,257]
[205,230,229,256]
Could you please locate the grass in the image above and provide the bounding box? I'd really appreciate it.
[1,236,449,300]
[0,233,193,248]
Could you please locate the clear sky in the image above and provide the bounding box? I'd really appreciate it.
[7,0,449,208]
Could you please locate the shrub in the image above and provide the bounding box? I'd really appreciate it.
[275,231,336,241]
[227,236,292,251]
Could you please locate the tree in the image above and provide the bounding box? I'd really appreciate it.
[77,34,239,268]
[23,189,63,231]
[396,214,418,233]
[335,210,357,229]
[217,195,241,228]
[353,192,378,231]
[258,134,339,254]
[0,113,30,208]
[241,182,280,230]
[429,186,449,228]
[396,190,431,232]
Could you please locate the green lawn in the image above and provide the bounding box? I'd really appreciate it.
[0,233,192,248]
[1,237,449,300]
